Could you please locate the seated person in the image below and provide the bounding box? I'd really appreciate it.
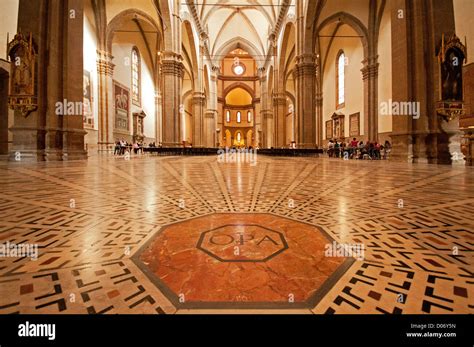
[374,142,381,159]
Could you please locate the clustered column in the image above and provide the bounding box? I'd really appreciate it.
[96,50,115,152]
[259,69,273,148]
[315,92,323,146]
[361,56,379,142]
[294,54,317,148]
[161,52,184,146]
[204,110,217,147]
[192,92,206,147]
[273,92,286,147]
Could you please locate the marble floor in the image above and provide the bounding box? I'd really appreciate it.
[0,154,473,314]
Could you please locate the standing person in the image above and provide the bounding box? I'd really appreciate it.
[334,140,340,158]
[133,141,139,155]
[350,137,358,148]
[374,141,381,159]
[114,140,120,155]
[368,142,374,159]
[120,138,126,155]
[328,140,334,158]
[383,140,392,159]
[358,141,366,159]
[350,138,358,159]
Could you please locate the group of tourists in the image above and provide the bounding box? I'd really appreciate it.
[113,139,146,155]
[327,138,392,160]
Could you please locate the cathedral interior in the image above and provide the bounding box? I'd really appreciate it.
[0,0,473,318]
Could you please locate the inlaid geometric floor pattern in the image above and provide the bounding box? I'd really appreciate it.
[0,154,473,314]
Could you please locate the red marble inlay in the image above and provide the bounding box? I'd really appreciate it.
[139,213,347,305]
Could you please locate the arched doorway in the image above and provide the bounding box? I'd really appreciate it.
[225,129,232,148]
[218,48,258,149]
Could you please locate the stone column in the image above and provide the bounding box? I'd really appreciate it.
[315,92,323,146]
[161,52,184,147]
[258,68,268,148]
[273,93,286,147]
[10,0,87,161]
[294,54,317,148]
[0,63,9,155]
[204,109,217,147]
[439,118,464,165]
[60,0,87,160]
[461,130,474,166]
[97,50,115,152]
[210,66,220,147]
[390,0,457,163]
[8,0,45,161]
[261,110,274,148]
[361,56,379,142]
[192,92,205,147]
[389,0,413,161]
[155,91,162,144]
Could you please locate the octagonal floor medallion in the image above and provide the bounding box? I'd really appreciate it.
[133,213,354,309]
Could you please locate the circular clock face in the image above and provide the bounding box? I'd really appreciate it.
[233,63,245,76]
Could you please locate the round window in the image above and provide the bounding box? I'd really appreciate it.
[233,63,245,76]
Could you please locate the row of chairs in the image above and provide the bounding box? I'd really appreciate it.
[143,147,324,157]
[143,147,219,156]
[258,148,323,157]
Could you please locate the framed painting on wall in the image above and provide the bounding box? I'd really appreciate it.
[349,112,360,137]
[83,70,94,128]
[114,81,130,131]
[326,120,333,140]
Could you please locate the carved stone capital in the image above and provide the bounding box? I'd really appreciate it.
[205,109,217,119]
[361,56,379,80]
[192,92,206,105]
[294,54,317,78]
[161,59,184,78]
[160,52,184,77]
[261,109,273,119]
[97,50,115,76]
[273,93,287,106]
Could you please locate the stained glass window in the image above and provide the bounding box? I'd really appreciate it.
[337,51,345,107]
[132,47,141,106]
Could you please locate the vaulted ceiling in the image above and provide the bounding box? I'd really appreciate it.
[186,0,292,66]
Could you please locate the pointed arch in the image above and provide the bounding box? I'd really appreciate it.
[213,37,263,68]
[315,12,369,59]
[211,10,265,56]
[155,0,172,51]
[182,20,199,89]
[106,9,163,54]
[279,22,296,85]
